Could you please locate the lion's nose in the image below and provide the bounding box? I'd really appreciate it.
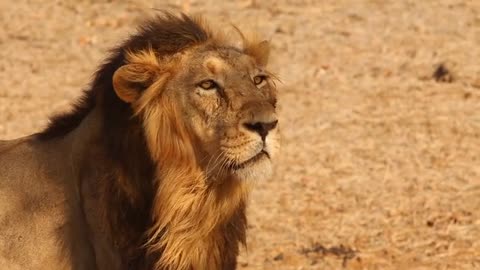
[243,120,278,140]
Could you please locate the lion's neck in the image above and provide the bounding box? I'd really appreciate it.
[147,168,249,270]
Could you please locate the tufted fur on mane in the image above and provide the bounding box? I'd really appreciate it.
[36,13,270,270]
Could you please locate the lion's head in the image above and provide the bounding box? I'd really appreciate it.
[112,17,279,184]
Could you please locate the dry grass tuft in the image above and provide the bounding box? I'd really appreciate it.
[432,63,454,83]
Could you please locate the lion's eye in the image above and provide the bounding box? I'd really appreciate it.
[198,80,217,90]
[253,75,268,88]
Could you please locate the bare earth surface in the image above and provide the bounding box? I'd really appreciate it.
[1,1,480,269]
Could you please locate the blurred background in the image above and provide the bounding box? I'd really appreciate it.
[1,1,479,269]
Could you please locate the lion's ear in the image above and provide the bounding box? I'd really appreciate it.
[245,40,270,67]
[254,40,270,66]
[113,63,159,103]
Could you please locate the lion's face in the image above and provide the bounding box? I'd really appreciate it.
[166,48,279,181]
[113,43,279,182]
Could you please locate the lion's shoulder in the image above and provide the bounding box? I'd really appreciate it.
[0,134,98,269]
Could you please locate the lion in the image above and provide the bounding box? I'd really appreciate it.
[0,12,279,270]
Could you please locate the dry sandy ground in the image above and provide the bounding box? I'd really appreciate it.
[1,0,480,269]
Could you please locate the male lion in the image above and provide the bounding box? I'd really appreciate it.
[0,13,279,270]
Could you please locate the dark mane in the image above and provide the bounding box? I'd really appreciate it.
[37,12,210,141]
[36,13,212,268]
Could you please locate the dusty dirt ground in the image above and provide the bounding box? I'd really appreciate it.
[1,0,480,269]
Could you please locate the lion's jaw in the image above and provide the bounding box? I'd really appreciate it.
[210,118,280,182]
[229,150,274,181]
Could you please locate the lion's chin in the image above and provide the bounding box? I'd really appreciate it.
[230,153,273,181]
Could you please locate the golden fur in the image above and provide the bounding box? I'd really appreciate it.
[0,13,279,270]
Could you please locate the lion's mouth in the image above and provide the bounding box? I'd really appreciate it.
[229,150,270,171]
